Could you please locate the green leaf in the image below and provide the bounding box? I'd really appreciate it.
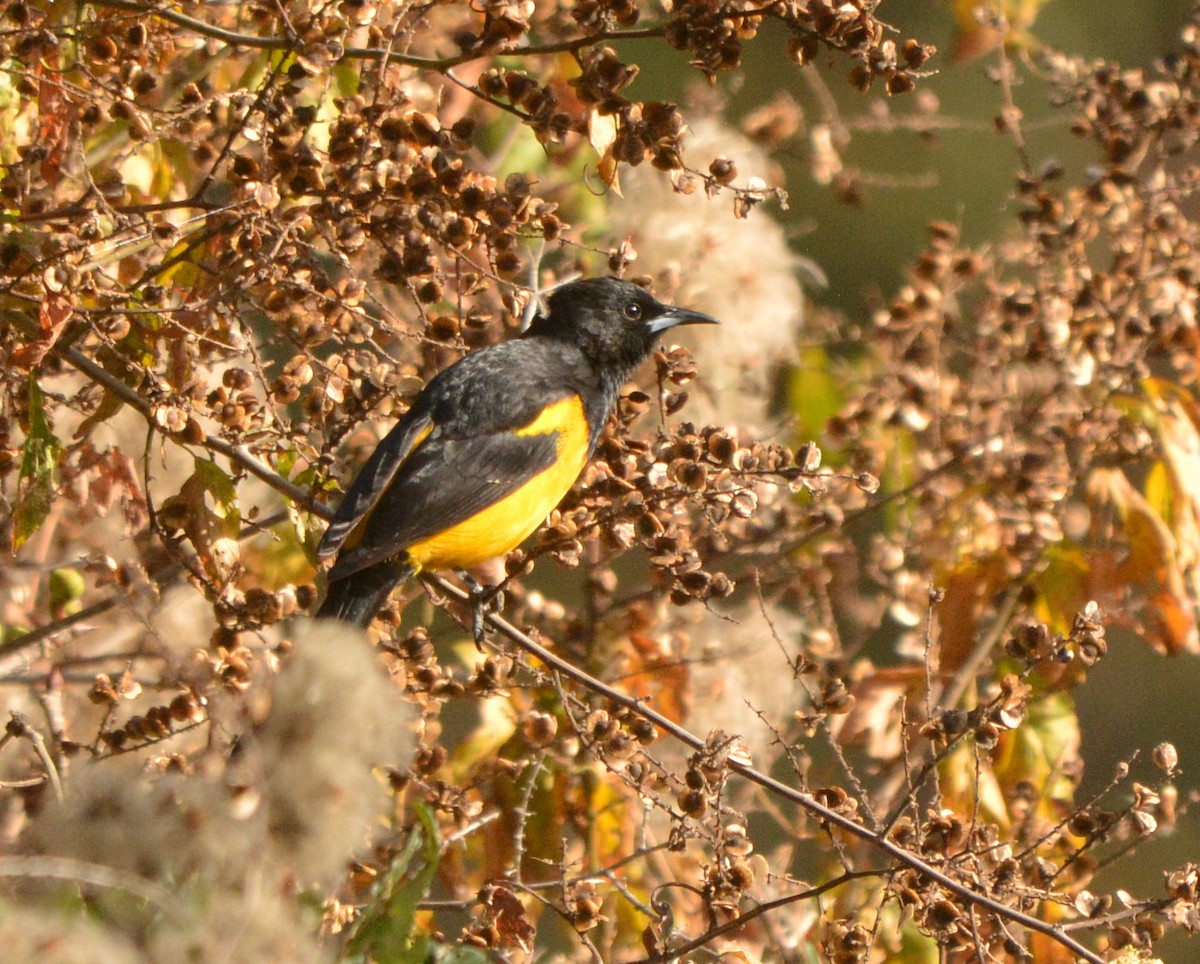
[788,346,844,451]
[274,445,300,481]
[48,567,86,616]
[333,63,360,98]
[428,946,490,963]
[193,457,239,527]
[998,691,1080,806]
[14,376,63,548]
[288,463,337,549]
[342,802,441,964]
[896,922,941,963]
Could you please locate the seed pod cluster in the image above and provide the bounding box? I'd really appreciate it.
[99,691,206,753]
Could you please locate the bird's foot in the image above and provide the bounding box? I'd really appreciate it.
[460,573,504,649]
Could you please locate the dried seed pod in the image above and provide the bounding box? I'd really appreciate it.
[678,788,707,818]
[522,711,557,748]
[1153,741,1179,774]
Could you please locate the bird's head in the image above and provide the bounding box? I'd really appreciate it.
[526,277,718,378]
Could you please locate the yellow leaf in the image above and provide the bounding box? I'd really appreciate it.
[447,692,517,782]
[1149,383,1200,574]
[588,109,622,196]
[994,692,1079,806]
[1034,544,1089,634]
[119,148,155,196]
[939,739,1010,826]
[949,0,1055,61]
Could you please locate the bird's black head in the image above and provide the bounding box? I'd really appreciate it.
[525,278,718,383]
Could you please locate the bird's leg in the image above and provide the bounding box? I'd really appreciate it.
[459,572,504,649]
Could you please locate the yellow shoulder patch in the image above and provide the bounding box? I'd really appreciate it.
[515,395,586,439]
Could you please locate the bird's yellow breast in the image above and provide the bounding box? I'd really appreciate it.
[403,395,590,571]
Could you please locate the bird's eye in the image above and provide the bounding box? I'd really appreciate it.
[622,302,642,321]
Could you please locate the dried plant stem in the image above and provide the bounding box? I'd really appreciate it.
[0,855,181,912]
[90,0,662,69]
[508,750,545,885]
[633,868,881,964]
[1,713,63,802]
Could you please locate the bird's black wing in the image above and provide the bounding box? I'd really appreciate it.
[316,405,435,562]
[325,426,562,580]
[321,340,594,581]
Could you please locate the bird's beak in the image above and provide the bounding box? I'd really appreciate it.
[647,305,720,335]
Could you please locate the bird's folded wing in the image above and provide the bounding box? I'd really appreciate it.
[316,409,435,561]
[324,427,562,580]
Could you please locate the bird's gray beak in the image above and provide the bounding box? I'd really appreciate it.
[647,305,720,335]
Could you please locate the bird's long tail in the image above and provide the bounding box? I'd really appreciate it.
[315,560,415,627]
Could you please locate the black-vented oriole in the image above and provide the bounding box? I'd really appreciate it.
[315,277,718,626]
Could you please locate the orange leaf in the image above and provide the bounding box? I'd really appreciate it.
[829,666,925,760]
[1086,467,1199,654]
[487,882,536,952]
[1145,588,1198,656]
[11,290,73,371]
[934,555,1010,673]
[35,61,71,186]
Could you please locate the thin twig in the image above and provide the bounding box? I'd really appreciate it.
[632,869,882,964]
[508,750,545,885]
[89,0,662,69]
[0,596,120,660]
[0,854,182,913]
[4,713,63,802]
[443,809,503,847]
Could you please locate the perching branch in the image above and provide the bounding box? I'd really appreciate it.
[59,344,322,511]
[420,573,1107,964]
[89,0,664,70]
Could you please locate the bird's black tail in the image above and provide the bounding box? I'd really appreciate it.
[315,560,415,627]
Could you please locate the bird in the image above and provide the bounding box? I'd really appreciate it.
[315,277,719,626]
